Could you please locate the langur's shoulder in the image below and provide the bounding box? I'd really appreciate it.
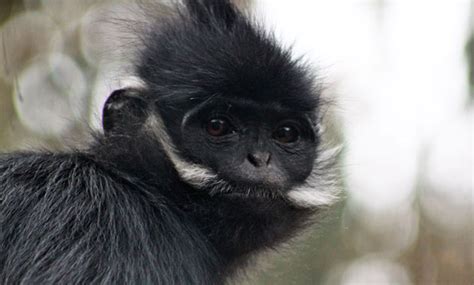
[0,151,159,207]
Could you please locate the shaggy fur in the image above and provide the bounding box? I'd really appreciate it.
[0,0,340,284]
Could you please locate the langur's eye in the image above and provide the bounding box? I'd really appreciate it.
[272,124,300,144]
[206,118,233,137]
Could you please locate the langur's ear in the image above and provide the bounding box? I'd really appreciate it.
[102,88,148,135]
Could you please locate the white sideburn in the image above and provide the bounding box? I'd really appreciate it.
[145,111,341,208]
[145,114,220,188]
[287,146,342,207]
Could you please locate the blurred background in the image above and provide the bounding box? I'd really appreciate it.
[0,0,472,284]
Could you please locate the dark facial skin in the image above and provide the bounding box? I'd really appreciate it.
[175,97,319,193]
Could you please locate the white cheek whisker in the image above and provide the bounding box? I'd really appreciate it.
[287,145,343,208]
[145,114,224,188]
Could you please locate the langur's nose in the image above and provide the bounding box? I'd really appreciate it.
[247,151,271,168]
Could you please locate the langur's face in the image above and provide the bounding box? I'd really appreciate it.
[175,96,319,194]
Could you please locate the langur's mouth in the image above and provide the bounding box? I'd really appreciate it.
[207,179,288,200]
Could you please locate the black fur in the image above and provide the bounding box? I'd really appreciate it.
[0,153,219,284]
[0,1,330,284]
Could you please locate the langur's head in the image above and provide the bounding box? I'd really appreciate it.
[102,0,339,207]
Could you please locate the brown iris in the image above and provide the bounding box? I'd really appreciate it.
[272,125,299,144]
[206,118,231,137]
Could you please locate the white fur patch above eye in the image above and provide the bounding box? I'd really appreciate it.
[286,146,342,208]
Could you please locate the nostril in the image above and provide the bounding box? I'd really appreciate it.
[247,154,259,167]
[247,152,271,167]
